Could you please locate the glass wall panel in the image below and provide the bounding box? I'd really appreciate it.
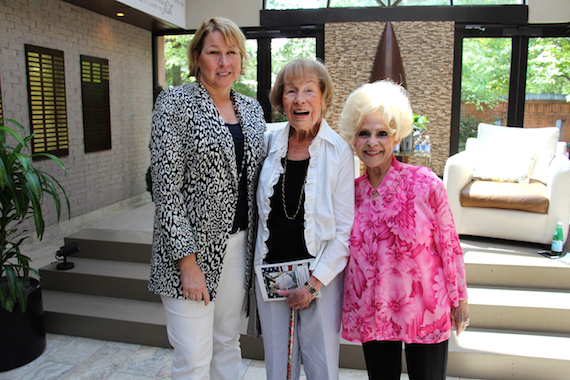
[459,37,511,151]
[233,39,259,98]
[525,37,570,141]
[454,0,523,4]
[266,0,525,8]
[163,35,193,89]
[266,0,327,10]
[394,0,450,5]
[329,0,379,7]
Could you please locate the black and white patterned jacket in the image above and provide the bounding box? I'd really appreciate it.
[148,81,265,301]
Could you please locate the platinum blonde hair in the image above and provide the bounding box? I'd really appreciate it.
[338,80,414,148]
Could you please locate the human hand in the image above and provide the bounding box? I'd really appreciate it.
[451,299,470,336]
[277,277,322,310]
[179,254,210,305]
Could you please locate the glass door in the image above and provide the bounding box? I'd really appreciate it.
[459,37,512,151]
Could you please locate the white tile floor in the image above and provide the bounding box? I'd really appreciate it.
[0,333,482,380]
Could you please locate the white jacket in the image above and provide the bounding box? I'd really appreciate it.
[255,119,355,286]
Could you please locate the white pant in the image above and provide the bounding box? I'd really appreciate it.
[256,271,344,380]
[162,230,247,380]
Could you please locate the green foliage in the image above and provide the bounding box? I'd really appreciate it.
[459,116,481,151]
[271,38,316,84]
[526,37,570,96]
[461,38,511,110]
[0,119,69,313]
[164,35,193,88]
[413,113,429,131]
[461,36,570,109]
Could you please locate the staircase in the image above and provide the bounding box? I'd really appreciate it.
[39,223,570,379]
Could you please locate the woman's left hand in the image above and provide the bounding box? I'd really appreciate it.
[451,299,470,336]
[277,277,322,310]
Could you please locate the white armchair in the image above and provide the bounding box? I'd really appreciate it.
[443,123,570,245]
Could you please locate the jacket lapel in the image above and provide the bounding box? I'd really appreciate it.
[195,82,239,187]
[233,91,253,182]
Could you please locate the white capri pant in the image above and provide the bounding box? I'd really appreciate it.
[256,271,344,380]
[161,230,247,380]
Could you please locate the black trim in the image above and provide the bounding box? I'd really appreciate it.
[507,35,529,128]
[257,37,272,121]
[260,5,528,27]
[449,25,464,155]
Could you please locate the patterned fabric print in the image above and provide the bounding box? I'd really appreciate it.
[342,157,467,344]
[148,81,265,301]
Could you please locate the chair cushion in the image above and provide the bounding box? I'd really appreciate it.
[473,151,536,184]
[476,123,559,184]
[460,180,549,214]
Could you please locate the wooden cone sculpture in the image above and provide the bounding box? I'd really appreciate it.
[369,21,407,89]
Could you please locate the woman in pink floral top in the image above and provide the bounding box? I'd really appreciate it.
[338,80,470,380]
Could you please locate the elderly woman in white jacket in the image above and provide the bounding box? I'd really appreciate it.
[254,59,354,380]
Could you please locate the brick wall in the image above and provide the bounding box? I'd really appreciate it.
[0,0,152,229]
[462,100,569,143]
[325,21,455,175]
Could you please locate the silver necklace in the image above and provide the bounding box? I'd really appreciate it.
[281,158,307,220]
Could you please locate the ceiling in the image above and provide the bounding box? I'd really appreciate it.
[62,0,185,33]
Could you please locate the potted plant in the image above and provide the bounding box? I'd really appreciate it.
[0,118,69,371]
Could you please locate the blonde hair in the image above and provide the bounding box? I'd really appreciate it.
[338,80,413,148]
[270,59,334,116]
[187,17,248,78]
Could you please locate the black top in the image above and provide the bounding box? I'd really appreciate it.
[227,123,248,233]
[265,158,311,264]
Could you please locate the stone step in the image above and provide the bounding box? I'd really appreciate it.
[63,229,152,263]
[42,290,169,348]
[464,245,570,291]
[340,328,570,380]
[40,258,160,303]
[446,328,570,380]
[468,286,570,334]
[42,291,570,380]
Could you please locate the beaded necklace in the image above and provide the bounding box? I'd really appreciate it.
[281,158,307,220]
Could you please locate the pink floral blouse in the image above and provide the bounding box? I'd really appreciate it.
[342,157,468,344]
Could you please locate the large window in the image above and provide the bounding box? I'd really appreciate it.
[24,45,69,157]
[525,37,570,142]
[451,24,570,154]
[459,37,512,151]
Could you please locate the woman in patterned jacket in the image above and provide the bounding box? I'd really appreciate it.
[148,17,265,380]
[338,80,470,380]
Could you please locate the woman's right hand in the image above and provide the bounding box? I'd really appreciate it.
[179,254,210,305]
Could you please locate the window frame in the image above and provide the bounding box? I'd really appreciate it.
[450,23,570,154]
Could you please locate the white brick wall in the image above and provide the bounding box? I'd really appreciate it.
[0,0,153,230]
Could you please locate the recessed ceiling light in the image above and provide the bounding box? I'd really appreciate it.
[116,12,125,17]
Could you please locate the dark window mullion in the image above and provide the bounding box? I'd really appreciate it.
[506,35,529,128]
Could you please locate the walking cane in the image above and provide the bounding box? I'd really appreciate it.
[278,266,295,380]
[287,307,295,379]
